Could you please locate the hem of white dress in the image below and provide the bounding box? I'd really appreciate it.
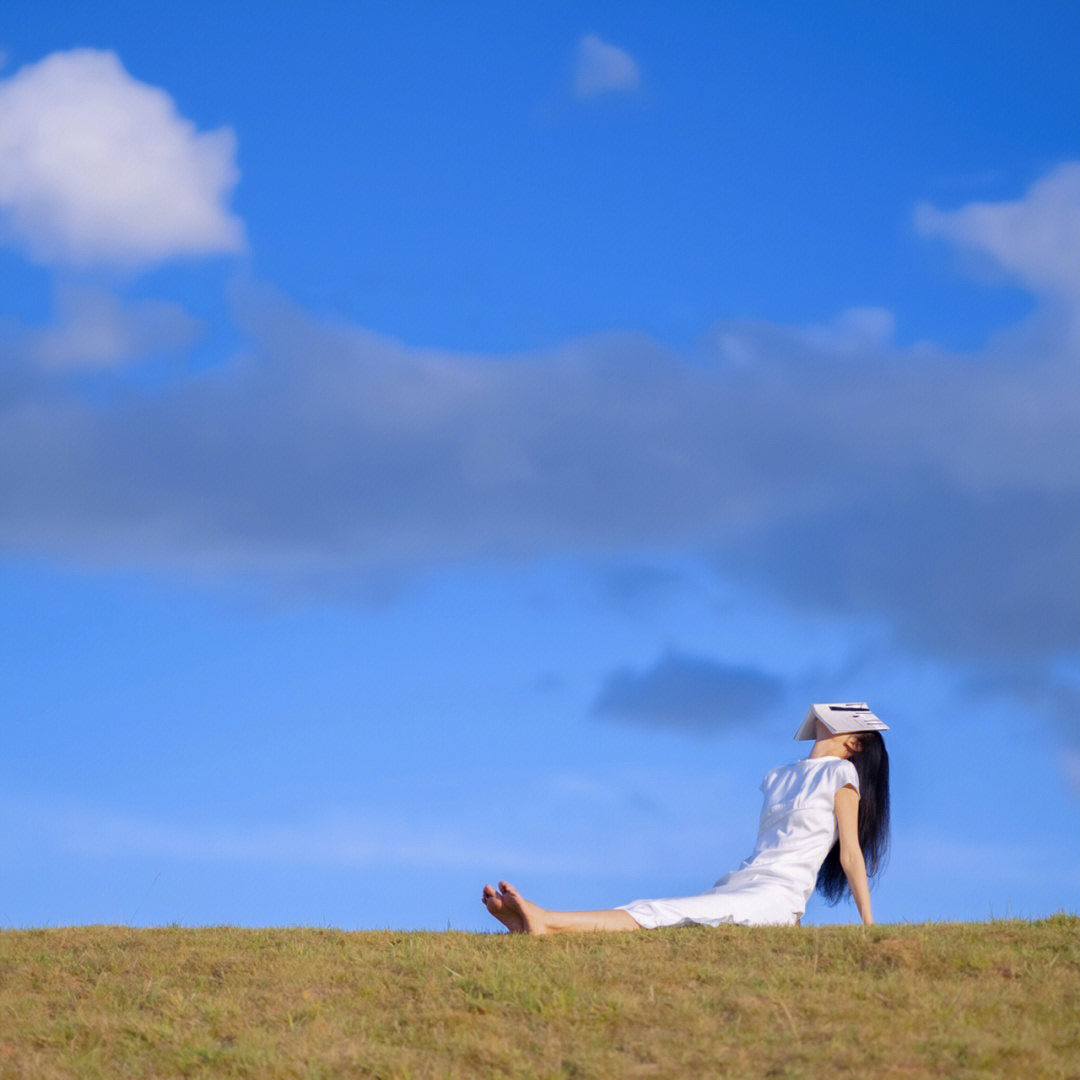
[616,898,801,930]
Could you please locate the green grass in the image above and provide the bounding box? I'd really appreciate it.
[2,917,1078,1078]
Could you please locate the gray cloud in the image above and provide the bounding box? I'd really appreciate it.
[724,483,1080,660]
[4,169,1080,672]
[1,278,1077,658]
[1,281,792,573]
[593,650,785,732]
[961,664,1080,751]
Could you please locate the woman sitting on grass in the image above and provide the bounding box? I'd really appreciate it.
[483,703,890,933]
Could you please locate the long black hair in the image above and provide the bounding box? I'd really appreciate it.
[816,730,890,904]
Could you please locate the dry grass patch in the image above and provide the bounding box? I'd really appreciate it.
[1,917,1077,1078]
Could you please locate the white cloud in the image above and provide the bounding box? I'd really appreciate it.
[28,284,205,370]
[574,34,640,98]
[0,49,244,268]
[915,163,1080,303]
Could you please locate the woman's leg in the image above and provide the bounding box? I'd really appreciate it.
[482,881,641,935]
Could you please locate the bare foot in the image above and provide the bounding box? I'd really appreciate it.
[482,882,525,933]
[481,881,548,934]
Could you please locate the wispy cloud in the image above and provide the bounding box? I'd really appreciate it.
[9,798,585,875]
[0,49,244,267]
[916,163,1080,307]
[2,771,742,881]
[573,34,640,98]
[893,832,1080,889]
[23,284,205,370]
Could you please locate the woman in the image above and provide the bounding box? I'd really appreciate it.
[482,703,890,933]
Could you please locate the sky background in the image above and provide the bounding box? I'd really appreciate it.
[3,0,1080,931]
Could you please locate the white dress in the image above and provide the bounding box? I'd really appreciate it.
[618,756,860,928]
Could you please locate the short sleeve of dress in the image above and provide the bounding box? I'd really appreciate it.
[836,759,860,794]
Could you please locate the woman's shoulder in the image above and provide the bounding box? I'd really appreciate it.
[833,757,860,792]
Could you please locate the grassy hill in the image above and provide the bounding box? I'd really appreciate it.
[1,917,1077,1078]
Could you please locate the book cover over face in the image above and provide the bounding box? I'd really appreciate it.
[793,703,889,741]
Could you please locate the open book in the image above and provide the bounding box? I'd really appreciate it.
[793,702,889,740]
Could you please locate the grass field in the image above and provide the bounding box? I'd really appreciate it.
[1,916,1078,1078]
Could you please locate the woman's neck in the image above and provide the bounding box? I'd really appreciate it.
[808,733,855,760]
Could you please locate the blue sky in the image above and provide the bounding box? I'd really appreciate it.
[2,0,1080,930]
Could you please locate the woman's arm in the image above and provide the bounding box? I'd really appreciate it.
[834,785,873,925]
